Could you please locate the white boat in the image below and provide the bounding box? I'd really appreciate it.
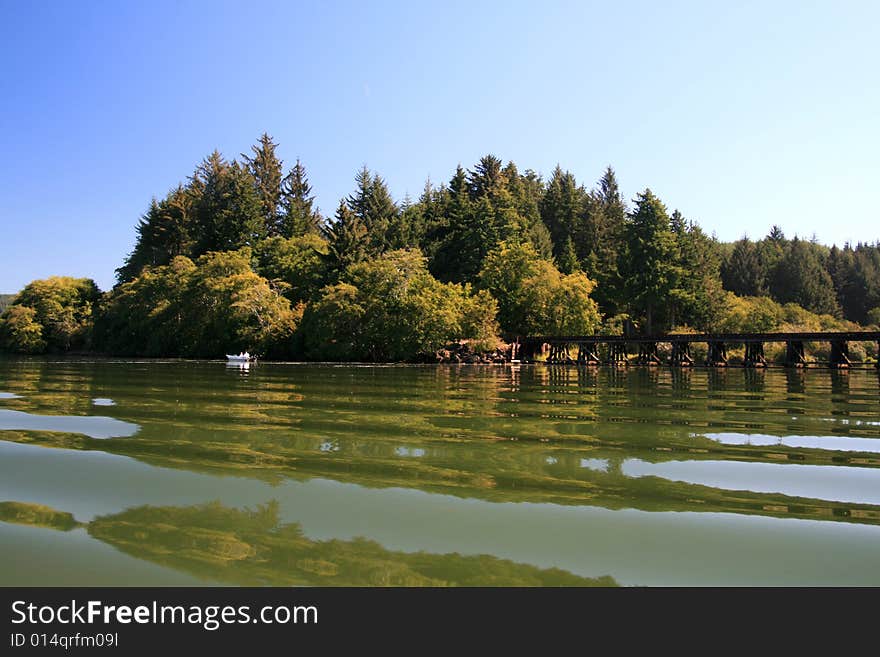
[226,351,253,362]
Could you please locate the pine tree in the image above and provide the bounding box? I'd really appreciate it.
[116,187,194,283]
[468,155,504,200]
[722,237,768,296]
[280,158,324,237]
[669,210,723,328]
[243,133,284,236]
[557,236,580,274]
[620,189,681,333]
[346,166,397,253]
[540,166,583,264]
[325,200,369,277]
[430,166,476,282]
[589,166,627,313]
[770,237,841,315]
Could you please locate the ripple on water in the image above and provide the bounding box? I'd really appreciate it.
[703,432,880,454]
[0,409,139,439]
[622,458,880,506]
[0,392,21,399]
[91,398,116,406]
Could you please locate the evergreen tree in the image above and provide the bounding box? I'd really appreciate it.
[589,167,627,313]
[190,152,265,253]
[243,133,284,236]
[116,186,193,283]
[620,189,682,333]
[721,237,768,296]
[347,166,397,253]
[325,200,369,277]
[669,210,723,328]
[468,155,504,200]
[280,158,324,237]
[557,236,579,274]
[770,237,841,316]
[527,220,555,261]
[416,179,450,261]
[540,166,583,265]
[430,166,478,282]
[387,194,424,249]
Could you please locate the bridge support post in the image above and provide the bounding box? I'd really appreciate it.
[636,342,660,365]
[786,340,807,367]
[830,340,850,368]
[744,342,767,367]
[706,341,728,367]
[577,343,600,365]
[606,342,628,366]
[670,342,694,366]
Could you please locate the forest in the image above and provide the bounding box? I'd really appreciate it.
[2,133,879,361]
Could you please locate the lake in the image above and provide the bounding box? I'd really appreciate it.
[1,358,879,586]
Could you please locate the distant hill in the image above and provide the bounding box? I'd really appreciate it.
[0,294,16,312]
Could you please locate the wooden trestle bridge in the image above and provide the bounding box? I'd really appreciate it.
[514,331,880,368]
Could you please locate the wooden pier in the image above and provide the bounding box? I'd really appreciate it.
[514,331,880,368]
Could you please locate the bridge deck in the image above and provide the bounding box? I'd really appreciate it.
[522,331,880,344]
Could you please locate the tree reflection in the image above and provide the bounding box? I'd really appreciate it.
[0,500,618,587]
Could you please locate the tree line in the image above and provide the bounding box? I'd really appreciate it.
[1,133,878,360]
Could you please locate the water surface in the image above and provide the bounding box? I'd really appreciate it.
[1,359,878,586]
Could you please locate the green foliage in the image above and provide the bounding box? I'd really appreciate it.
[303,249,499,361]
[89,137,880,359]
[721,237,768,297]
[242,133,284,236]
[347,166,398,253]
[540,166,584,265]
[253,234,328,304]
[520,267,601,335]
[620,189,681,333]
[0,305,46,353]
[716,293,784,333]
[280,158,324,237]
[97,251,300,358]
[96,256,197,356]
[478,241,543,334]
[478,241,600,336]
[324,200,369,277]
[716,292,858,335]
[0,276,100,353]
[769,237,840,316]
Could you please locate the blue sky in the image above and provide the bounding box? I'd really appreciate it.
[1,0,878,292]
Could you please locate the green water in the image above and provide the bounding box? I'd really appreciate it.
[1,358,879,586]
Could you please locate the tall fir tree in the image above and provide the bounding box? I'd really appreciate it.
[770,237,841,316]
[620,189,682,333]
[280,158,324,237]
[540,166,584,265]
[243,133,284,236]
[347,166,397,253]
[587,167,627,313]
[325,200,369,277]
[722,237,768,296]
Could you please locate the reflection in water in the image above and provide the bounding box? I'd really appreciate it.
[0,359,879,585]
[0,408,139,439]
[622,458,880,506]
[0,501,81,531]
[2,500,616,586]
[707,432,880,454]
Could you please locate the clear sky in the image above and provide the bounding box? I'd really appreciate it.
[1,0,877,292]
